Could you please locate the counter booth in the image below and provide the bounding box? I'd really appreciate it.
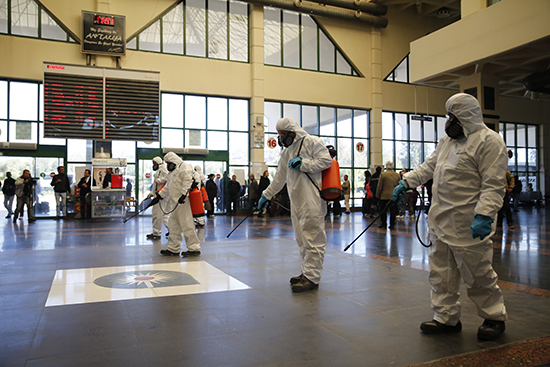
[91,158,127,219]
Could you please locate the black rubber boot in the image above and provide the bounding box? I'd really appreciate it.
[420,320,462,334]
[291,277,319,292]
[181,251,201,257]
[477,320,505,340]
[290,274,304,285]
[160,249,179,256]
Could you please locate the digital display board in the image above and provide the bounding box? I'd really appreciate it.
[43,63,160,141]
[82,11,125,56]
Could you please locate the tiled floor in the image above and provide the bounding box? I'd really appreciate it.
[1,207,549,366]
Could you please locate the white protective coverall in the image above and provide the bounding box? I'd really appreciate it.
[262,117,332,284]
[194,165,206,226]
[160,152,201,253]
[403,93,508,325]
[150,157,170,236]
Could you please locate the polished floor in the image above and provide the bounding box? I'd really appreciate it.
[1,206,549,367]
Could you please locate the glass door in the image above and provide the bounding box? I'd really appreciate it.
[184,160,228,214]
[0,156,64,218]
[138,159,155,215]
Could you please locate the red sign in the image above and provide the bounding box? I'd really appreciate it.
[216,174,221,179]
[145,173,151,179]
[50,172,56,177]
[356,142,365,153]
[267,137,277,149]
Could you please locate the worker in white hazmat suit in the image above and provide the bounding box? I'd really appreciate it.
[392,93,508,340]
[146,157,170,240]
[193,165,206,227]
[159,152,201,257]
[258,117,332,292]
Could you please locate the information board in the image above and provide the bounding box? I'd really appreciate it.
[43,63,160,141]
[81,11,126,56]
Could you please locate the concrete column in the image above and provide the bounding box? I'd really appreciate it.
[249,4,267,177]
[370,29,383,169]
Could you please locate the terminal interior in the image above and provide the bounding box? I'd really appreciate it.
[1,0,550,366]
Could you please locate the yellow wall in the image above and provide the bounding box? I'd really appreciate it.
[0,1,547,128]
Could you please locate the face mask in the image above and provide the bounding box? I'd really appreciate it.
[167,162,177,172]
[152,164,159,171]
[445,115,465,140]
[277,132,295,148]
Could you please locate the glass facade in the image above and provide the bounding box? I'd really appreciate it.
[500,122,540,191]
[1,0,75,41]
[127,0,249,62]
[264,9,359,76]
[264,101,369,205]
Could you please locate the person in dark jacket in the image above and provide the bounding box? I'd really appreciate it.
[77,169,96,219]
[50,166,71,219]
[227,175,241,215]
[3,172,16,218]
[248,174,260,212]
[369,165,382,215]
[511,175,522,212]
[102,167,113,188]
[258,170,270,217]
[205,174,217,218]
[14,170,35,222]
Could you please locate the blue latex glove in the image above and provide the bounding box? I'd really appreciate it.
[391,180,408,202]
[471,214,493,240]
[288,157,302,170]
[258,195,269,211]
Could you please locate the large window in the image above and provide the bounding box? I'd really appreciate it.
[500,122,540,191]
[384,54,411,83]
[381,111,444,172]
[127,0,249,62]
[1,0,76,42]
[161,92,249,176]
[264,101,368,205]
[264,9,359,76]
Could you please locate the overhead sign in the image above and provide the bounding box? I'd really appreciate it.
[81,11,126,56]
[411,115,433,122]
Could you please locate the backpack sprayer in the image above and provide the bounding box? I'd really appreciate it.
[227,140,342,238]
[123,180,206,223]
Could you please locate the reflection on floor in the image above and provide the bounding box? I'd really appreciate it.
[1,207,549,367]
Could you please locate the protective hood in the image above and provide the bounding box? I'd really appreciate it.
[163,151,183,166]
[445,93,486,137]
[153,156,163,165]
[276,117,308,144]
[194,165,202,173]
